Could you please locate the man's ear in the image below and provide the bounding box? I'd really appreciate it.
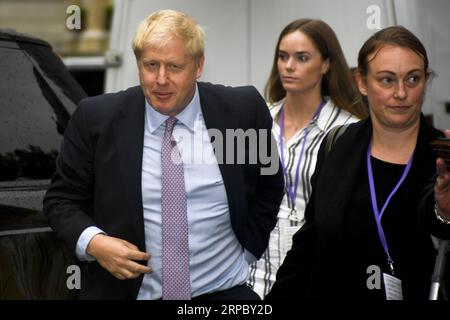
[355,71,368,96]
[196,55,205,79]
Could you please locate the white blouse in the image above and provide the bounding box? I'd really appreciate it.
[270,99,360,225]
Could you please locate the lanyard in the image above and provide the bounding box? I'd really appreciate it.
[279,100,326,212]
[366,144,413,275]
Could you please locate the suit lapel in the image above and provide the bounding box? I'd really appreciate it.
[112,87,146,250]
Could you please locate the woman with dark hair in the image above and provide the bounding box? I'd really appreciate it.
[267,26,450,300]
[248,18,367,298]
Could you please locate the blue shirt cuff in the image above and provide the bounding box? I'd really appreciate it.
[75,226,106,262]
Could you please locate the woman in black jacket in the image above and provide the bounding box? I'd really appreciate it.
[267,26,450,300]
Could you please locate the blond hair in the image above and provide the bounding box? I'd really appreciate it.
[132,9,205,62]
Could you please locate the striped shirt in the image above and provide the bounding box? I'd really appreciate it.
[248,98,359,298]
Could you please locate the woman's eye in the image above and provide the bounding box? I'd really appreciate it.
[297,55,309,62]
[380,77,393,85]
[406,75,420,84]
[278,53,288,61]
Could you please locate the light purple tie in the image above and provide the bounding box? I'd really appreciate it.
[161,116,191,300]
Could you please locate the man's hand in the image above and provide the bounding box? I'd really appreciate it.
[435,130,450,221]
[87,234,152,280]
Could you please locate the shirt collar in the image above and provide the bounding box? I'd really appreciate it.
[145,84,201,133]
[315,99,334,132]
[270,98,334,133]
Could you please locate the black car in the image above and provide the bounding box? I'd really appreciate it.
[0,30,86,299]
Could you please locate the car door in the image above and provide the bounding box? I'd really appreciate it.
[0,30,86,299]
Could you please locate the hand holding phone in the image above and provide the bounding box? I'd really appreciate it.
[431,137,450,170]
[432,134,450,221]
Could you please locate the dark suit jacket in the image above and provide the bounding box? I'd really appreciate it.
[43,82,284,299]
[267,115,448,300]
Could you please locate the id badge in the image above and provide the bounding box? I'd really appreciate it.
[383,273,403,300]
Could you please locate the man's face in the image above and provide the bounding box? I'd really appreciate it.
[138,37,204,116]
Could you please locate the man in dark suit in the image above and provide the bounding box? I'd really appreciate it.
[43,9,283,300]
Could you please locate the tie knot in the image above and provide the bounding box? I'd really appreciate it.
[165,117,178,134]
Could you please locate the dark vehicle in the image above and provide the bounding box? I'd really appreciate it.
[0,30,86,299]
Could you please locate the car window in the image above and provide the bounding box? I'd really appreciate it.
[0,32,84,300]
[0,49,58,179]
[0,37,85,182]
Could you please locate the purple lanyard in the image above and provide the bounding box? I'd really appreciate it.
[279,100,326,210]
[366,143,413,275]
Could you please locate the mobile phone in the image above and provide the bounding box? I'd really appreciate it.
[431,137,450,169]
